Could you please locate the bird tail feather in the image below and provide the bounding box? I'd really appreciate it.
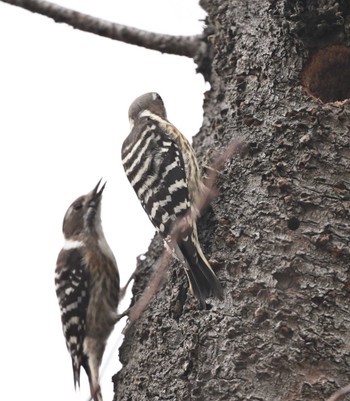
[178,233,223,307]
[72,355,81,389]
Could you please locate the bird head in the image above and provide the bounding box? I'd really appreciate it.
[128,92,167,127]
[62,179,106,239]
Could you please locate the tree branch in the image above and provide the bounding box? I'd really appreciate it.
[0,0,205,59]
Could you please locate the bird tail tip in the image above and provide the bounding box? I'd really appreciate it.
[179,238,223,306]
[72,356,81,389]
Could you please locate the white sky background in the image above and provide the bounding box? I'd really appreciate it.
[0,1,207,400]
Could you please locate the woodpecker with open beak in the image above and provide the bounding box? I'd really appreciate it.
[55,179,120,401]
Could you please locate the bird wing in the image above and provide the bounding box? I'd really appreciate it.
[122,120,191,237]
[55,248,89,388]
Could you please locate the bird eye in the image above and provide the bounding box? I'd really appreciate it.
[73,202,83,211]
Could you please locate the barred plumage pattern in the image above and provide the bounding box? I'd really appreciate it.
[122,93,223,307]
[55,181,120,401]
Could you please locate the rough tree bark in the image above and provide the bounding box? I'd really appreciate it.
[114,1,350,401]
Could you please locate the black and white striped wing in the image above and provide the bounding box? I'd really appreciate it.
[55,248,89,387]
[122,122,190,238]
[122,118,223,306]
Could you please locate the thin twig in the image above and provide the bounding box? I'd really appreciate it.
[127,251,171,326]
[196,140,247,218]
[326,384,350,401]
[0,0,205,59]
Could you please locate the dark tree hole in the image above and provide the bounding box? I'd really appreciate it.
[302,45,350,103]
[287,217,300,231]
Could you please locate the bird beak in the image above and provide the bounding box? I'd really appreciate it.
[91,178,106,202]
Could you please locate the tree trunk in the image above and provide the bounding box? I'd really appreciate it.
[113,1,350,400]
